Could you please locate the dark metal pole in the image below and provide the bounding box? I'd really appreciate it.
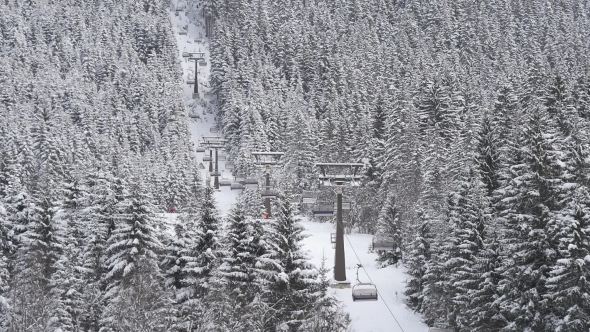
[265,165,271,218]
[214,148,219,189]
[198,59,199,94]
[209,150,213,172]
[334,182,346,281]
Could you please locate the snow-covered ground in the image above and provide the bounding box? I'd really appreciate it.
[300,218,428,332]
[169,4,427,331]
[169,2,239,216]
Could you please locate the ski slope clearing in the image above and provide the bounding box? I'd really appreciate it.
[170,3,427,331]
[300,218,428,332]
[169,2,239,216]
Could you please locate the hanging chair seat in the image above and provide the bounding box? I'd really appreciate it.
[210,171,221,177]
[312,204,334,217]
[231,182,244,190]
[210,126,218,133]
[261,188,278,199]
[302,190,317,204]
[244,178,258,188]
[235,174,246,183]
[333,200,352,210]
[372,236,395,251]
[196,147,205,153]
[203,155,212,162]
[352,283,378,301]
[225,162,234,169]
[220,178,231,186]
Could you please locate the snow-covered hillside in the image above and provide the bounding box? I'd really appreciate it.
[171,3,428,331]
[169,2,239,216]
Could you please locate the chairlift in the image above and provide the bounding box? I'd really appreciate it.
[333,199,352,211]
[352,264,378,302]
[230,182,244,190]
[218,154,227,161]
[182,52,190,58]
[195,38,203,43]
[428,328,453,332]
[210,126,218,133]
[372,236,395,251]
[225,161,234,169]
[220,178,232,186]
[260,187,278,199]
[199,61,207,66]
[290,195,301,205]
[210,171,221,177]
[244,178,259,188]
[186,79,195,84]
[311,203,334,217]
[196,147,205,153]
[235,174,246,183]
[301,190,317,204]
[179,30,187,35]
[203,155,212,162]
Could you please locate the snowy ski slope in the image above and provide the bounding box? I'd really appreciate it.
[169,3,428,331]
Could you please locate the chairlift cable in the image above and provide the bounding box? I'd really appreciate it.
[333,217,407,332]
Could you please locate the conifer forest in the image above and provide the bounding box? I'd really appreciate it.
[2,0,590,331]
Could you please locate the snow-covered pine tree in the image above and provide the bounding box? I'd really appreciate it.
[441,168,488,330]
[101,183,171,331]
[177,180,222,330]
[404,209,434,313]
[261,193,322,331]
[375,193,403,266]
[495,107,564,331]
[214,200,267,331]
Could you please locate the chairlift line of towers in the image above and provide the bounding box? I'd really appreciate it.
[193,118,404,318]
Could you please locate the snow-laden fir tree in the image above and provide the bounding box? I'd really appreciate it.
[375,193,402,267]
[495,107,564,331]
[441,168,489,330]
[101,182,172,331]
[404,209,434,313]
[213,199,268,331]
[260,193,322,331]
[177,180,223,330]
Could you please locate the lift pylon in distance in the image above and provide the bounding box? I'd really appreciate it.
[314,162,364,286]
[251,152,285,218]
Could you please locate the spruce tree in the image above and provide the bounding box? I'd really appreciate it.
[404,209,433,313]
[375,193,402,266]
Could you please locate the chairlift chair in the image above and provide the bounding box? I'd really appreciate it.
[182,52,190,58]
[203,155,212,162]
[235,174,246,183]
[210,171,221,177]
[230,182,244,190]
[199,61,207,66]
[179,30,187,35]
[372,236,395,251]
[428,328,453,332]
[218,154,227,161]
[260,187,278,199]
[352,264,378,302]
[290,195,301,205]
[333,199,352,210]
[219,178,232,186]
[209,126,218,133]
[186,79,195,84]
[225,161,234,169]
[302,190,317,204]
[244,178,259,188]
[196,147,205,153]
[311,203,334,217]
